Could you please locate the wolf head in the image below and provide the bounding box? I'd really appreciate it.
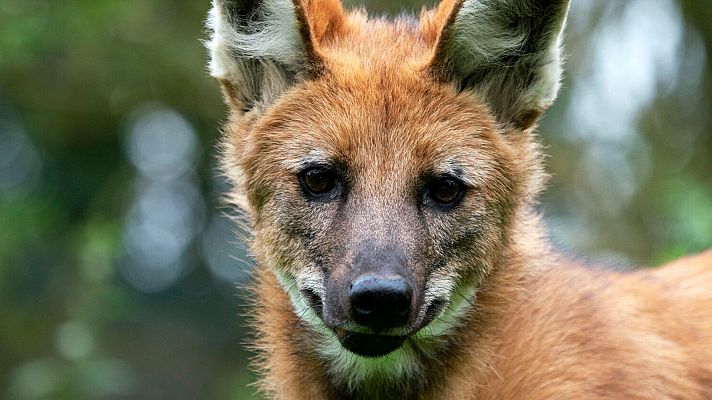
[208,0,568,362]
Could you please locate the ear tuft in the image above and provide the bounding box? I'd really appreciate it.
[427,0,570,129]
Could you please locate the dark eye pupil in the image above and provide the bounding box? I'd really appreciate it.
[302,168,335,194]
[431,179,461,204]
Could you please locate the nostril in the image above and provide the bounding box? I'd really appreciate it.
[354,296,375,315]
[396,298,410,317]
[348,274,414,330]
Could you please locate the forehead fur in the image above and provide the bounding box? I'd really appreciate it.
[243,75,511,184]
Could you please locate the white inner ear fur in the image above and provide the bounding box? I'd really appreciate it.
[519,34,565,113]
[448,2,530,73]
[447,0,569,123]
[206,0,305,105]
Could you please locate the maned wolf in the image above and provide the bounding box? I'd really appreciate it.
[206,0,712,398]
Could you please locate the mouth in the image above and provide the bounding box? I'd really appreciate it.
[326,298,453,358]
[335,329,406,357]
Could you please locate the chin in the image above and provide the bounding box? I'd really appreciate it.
[336,330,407,358]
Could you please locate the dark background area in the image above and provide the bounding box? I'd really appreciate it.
[0,0,710,399]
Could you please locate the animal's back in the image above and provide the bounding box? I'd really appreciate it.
[646,250,712,377]
[455,251,712,400]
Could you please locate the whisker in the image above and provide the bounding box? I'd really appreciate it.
[432,315,460,331]
[453,288,477,309]
[289,308,310,342]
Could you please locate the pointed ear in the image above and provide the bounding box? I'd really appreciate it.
[207,0,346,112]
[427,0,570,130]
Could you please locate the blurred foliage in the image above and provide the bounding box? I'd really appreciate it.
[0,0,710,399]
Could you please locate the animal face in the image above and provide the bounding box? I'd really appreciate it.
[208,0,568,358]
[236,75,525,356]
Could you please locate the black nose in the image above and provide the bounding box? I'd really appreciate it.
[348,274,413,331]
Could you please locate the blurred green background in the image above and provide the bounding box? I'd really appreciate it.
[0,0,710,399]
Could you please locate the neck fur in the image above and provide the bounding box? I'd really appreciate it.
[252,208,550,399]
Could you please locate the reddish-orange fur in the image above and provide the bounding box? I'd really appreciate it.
[250,236,712,400]
[251,225,712,399]
[212,1,712,398]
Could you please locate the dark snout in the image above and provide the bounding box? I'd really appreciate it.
[322,244,423,357]
[349,274,413,330]
[343,245,419,332]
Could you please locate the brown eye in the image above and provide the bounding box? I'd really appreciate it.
[300,167,336,195]
[428,177,464,206]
